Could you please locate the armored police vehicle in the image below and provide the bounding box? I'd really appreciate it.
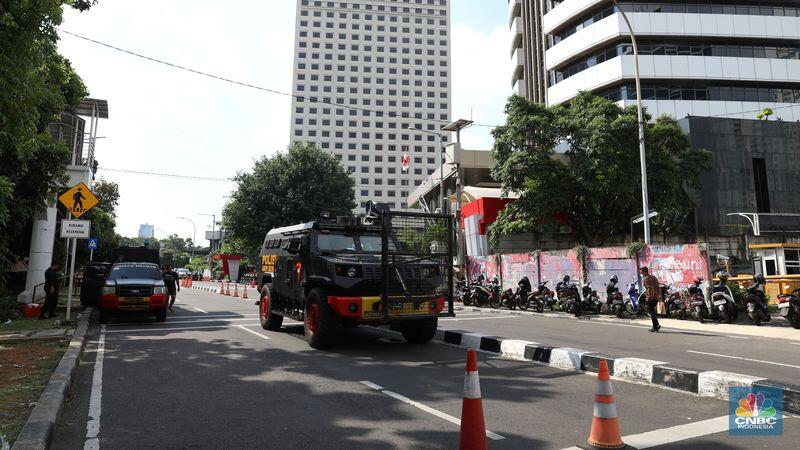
[256,203,454,349]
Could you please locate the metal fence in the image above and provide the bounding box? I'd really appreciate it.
[379,210,454,319]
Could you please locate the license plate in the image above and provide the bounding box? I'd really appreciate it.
[123,297,149,304]
[778,302,789,308]
[714,299,726,306]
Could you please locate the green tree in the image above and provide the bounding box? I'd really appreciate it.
[0,0,96,279]
[93,179,119,216]
[490,93,712,245]
[223,142,356,258]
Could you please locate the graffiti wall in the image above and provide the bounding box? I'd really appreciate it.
[641,244,708,289]
[466,244,708,294]
[500,253,538,290]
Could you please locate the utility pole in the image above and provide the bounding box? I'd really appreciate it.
[200,213,216,252]
[613,0,651,244]
[442,119,474,276]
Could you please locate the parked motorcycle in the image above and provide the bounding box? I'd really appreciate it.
[744,274,771,326]
[687,277,708,323]
[624,282,647,316]
[465,274,491,307]
[778,287,800,329]
[536,280,556,311]
[456,279,471,305]
[515,276,535,311]
[556,275,582,315]
[580,281,603,314]
[487,276,503,309]
[662,285,687,319]
[605,276,626,318]
[711,272,738,323]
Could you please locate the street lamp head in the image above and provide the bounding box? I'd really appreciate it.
[441,119,474,132]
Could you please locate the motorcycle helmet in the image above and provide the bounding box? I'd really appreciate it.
[563,275,571,283]
[610,275,618,284]
[754,274,766,285]
[717,271,730,282]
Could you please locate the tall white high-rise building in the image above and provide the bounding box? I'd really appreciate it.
[290,0,452,210]
[510,0,800,121]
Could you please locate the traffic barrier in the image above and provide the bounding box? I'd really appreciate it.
[233,284,239,298]
[585,359,626,450]
[242,286,249,299]
[459,348,487,450]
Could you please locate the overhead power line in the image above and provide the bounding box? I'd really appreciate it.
[58,28,499,129]
[98,167,234,182]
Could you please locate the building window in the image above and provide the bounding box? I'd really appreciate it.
[786,249,800,275]
[753,158,770,213]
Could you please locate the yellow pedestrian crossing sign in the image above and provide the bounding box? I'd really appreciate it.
[58,182,99,218]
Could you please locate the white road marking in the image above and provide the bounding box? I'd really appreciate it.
[687,350,800,369]
[193,307,208,314]
[561,415,729,450]
[791,342,800,346]
[103,324,256,333]
[167,313,259,320]
[440,316,521,322]
[235,325,271,340]
[105,317,262,328]
[360,381,505,441]
[84,328,106,449]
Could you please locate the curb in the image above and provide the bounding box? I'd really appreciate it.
[12,308,93,449]
[433,328,799,414]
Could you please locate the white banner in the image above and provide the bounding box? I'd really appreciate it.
[61,219,91,239]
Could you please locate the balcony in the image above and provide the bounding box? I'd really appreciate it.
[511,47,526,86]
[49,98,109,186]
[510,16,524,57]
[508,0,521,27]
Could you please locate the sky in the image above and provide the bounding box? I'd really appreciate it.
[58,1,510,246]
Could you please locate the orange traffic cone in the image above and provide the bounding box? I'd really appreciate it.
[233,284,239,297]
[188,277,193,287]
[584,359,627,449]
[219,282,225,295]
[459,348,487,450]
[242,286,249,299]
[225,283,231,296]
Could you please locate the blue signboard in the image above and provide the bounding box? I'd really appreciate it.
[88,237,98,250]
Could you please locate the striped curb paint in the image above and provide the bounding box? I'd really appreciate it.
[433,328,800,414]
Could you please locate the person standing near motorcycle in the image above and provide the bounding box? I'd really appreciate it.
[641,267,662,332]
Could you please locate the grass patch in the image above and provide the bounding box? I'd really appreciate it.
[0,338,68,445]
[0,318,71,335]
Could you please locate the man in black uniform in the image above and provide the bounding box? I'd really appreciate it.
[39,262,61,319]
[162,265,180,312]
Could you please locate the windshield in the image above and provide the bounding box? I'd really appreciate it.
[108,264,161,280]
[359,235,397,252]
[317,234,356,252]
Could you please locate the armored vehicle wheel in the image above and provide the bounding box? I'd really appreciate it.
[400,317,438,344]
[304,288,339,349]
[259,286,283,331]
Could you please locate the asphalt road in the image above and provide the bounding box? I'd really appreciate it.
[51,288,798,449]
[439,307,800,386]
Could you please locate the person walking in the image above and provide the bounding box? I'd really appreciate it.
[640,266,662,332]
[39,262,62,319]
[162,265,180,312]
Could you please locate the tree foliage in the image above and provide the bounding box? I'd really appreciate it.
[490,93,712,245]
[0,0,95,275]
[93,179,119,216]
[223,142,356,258]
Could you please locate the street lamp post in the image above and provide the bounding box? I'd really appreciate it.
[442,119,474,276]
[405,124,446,213]
[178,216,196,259]
[199,213,216,252]
[613,0,652,244]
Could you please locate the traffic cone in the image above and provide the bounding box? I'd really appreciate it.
[219,282,225,295]
[242,286,249,299]
[583,359,627,449]
[225,283,231,296]
[188,277,193,288]
[233,284,239,297]
[459,348,487,450]
[251,279,256,288]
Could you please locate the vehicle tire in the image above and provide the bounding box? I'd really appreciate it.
[721,308,731,324]
[304,288,339,349]
[624,300,636,315]
[791,311,800,329]
[489,295,500,309]
[98,309,110,324]
[752,311,761,326]
[763,310,771,322]
[400,317,438,344]
[536,301,544,313]
[463,295,473,306]
[694,307,705,324]
[615,306,624,318]
[595,302,602,315]
[517,297,528,311]
[155,307,167,322]
[259,286,284,331]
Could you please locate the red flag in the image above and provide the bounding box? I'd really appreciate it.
[401,153,410,173]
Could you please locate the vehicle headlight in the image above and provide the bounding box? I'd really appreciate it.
[423,268,430,277]
[154,286,166,294]
[102,286,115,295]
[335,266,361,278]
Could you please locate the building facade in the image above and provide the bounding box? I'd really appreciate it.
[289,0,452,210]
[511,0,800,121]
[509,0,549,102]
